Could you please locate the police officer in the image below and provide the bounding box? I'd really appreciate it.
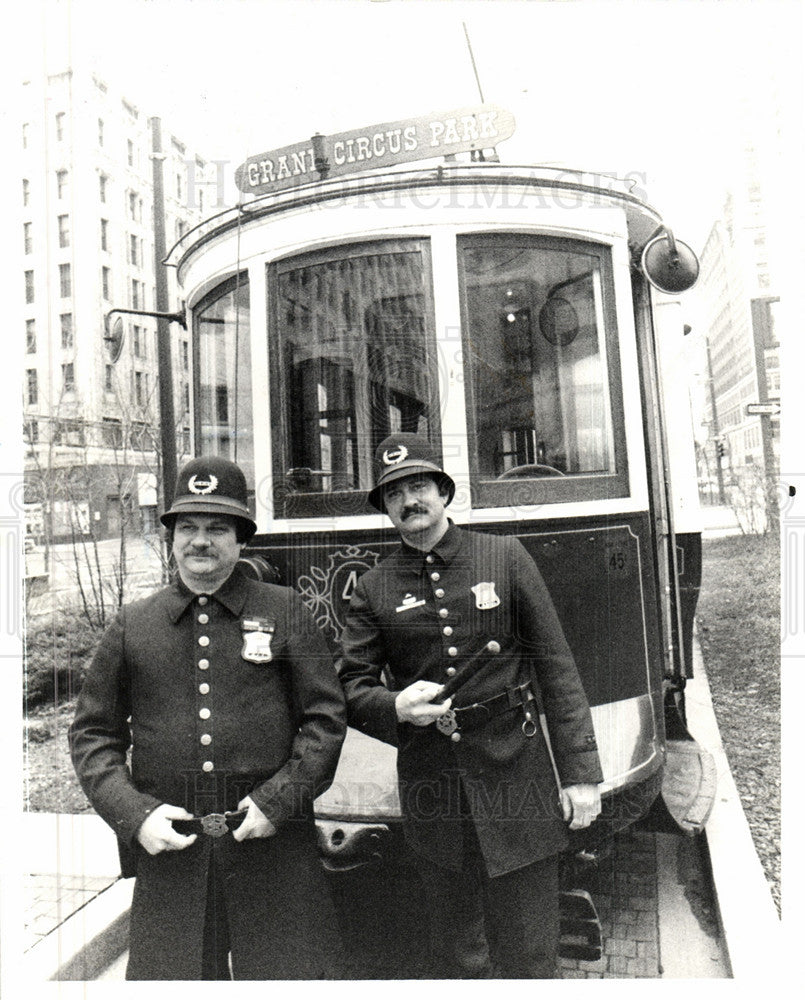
[338,434,604,978]
[69,457,347,980]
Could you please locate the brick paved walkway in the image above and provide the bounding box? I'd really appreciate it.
[560,830,660,979]
[23,874,117,953]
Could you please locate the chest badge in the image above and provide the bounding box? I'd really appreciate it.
[241,618,275,663]
[396,592,426,613]
[471,582,500,610]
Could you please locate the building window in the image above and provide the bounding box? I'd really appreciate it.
[53,419,85,447]
[102,266,111,300]
[100,218,109,251]
[23,123,30,148]
[131,279,144,309]
[59,263,71,297]
[176,219,186,241]
[57,170,68,199]
[25,270,34,304]
[128,191,139,222]
[25,419,39,446]
[27,368,38,405]
[23,178,30,206]
[132,325,147,358]
[105,364,114,392]
[99,174,108,202]
[58,214,70,248]
[55,112,65,141]
[24,222,32,254]
[183,381,190,413]
[62,362,75,393]
[127,139,134,167]
[181,339,189,371]
[176,172,183,201]
[98,118,104,146]
[134,370,147,407]
[26,320,36,354]
[102,417,123,448]
[61,313,73,348]
[129,234,138,267]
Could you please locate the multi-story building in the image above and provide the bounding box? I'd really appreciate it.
[21,67,211,542]
[694,90,782,510]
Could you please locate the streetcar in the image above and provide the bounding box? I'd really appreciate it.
[157,105,711,969]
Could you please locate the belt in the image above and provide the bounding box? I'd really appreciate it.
[173,809,247,838]
[436,682,538,739]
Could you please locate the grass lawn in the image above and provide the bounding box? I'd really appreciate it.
[695,531,780,913]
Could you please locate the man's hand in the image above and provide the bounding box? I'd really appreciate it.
[395,680,452,726]
[560,784,602,830]
[232,795,277,841]
[136,803,198,855]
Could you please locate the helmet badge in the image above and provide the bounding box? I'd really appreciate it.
[188,474,219,495]
[382,444,409,466]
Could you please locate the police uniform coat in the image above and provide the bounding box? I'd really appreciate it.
[69,568,347,979]
[339,523,603,877]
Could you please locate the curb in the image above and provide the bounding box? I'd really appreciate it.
[24,877,132,981]
[684,636,780,980]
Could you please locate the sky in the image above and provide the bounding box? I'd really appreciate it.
[16,0,803,251]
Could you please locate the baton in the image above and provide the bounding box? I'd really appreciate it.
[432,640,501,702]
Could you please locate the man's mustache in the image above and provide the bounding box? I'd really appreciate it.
[401,505,428,519]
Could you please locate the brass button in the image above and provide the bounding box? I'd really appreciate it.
[199,707,211,720]
[439,609,448,619]
[435,588,445,598]
[200,734,212,746]
[198,596,208,606]
[202,761,214,773]
[443,626,453,636]
[198,659,210,670]
[198,613,209,624]
[426,554,434,564]
[199,683,210,695]
[198,635,210,647]
[451,732,461,743]
[430,572,440,582]
[448,646,458,657]
[446,667,457,677]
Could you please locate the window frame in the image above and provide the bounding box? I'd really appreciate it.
[456,232,629,509]
[267,238,441,519]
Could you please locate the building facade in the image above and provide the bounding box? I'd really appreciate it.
[21,68,211,542]
[694,95,782,519]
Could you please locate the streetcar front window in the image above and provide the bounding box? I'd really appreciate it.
[195,275,255,490]
[269,241,440,517]
[458,235,627,506]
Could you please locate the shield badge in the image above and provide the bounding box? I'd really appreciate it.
[200,814,229,838]
[471,582,500,610]
[241,629,273,663]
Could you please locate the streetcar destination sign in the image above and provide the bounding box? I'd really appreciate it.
[745,402,781,416]
[235,104,516,196]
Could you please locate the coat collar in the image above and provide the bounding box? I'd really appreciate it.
[399,520,463,567]
[164,568,250,623]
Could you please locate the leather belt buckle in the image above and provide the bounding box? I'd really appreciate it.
[200,813,230,838]
[436,708,458,736]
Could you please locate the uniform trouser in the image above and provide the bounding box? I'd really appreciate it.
[418,817,559,979]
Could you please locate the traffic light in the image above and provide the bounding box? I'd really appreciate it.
[716,440,725,459]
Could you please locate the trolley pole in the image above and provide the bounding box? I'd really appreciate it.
[149,117,178,510]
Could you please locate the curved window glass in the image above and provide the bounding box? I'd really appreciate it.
[269,241,439,518]
[194,274,254,490]
[458,234,627,507]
